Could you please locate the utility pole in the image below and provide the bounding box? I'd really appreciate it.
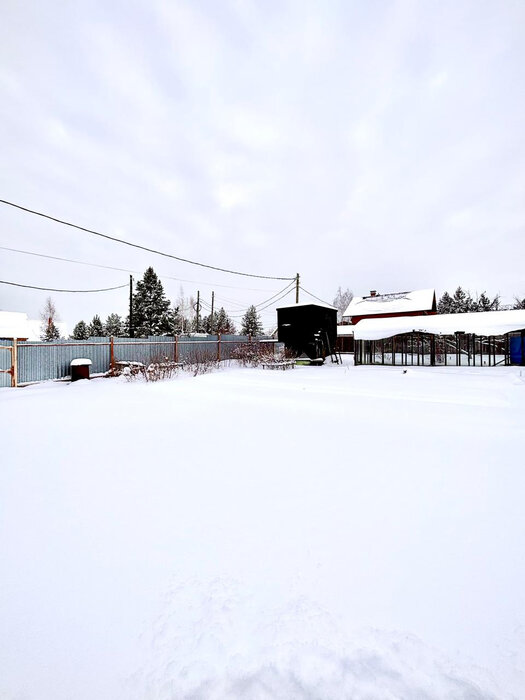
[196,290,200,332]
[210,291,215,334]
[129,275,134,337]
[295,273,300,303]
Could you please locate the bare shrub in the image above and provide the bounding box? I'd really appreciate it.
[143,358,182,382]
[181,347,219,376]
[108,356,181,382]
[106,360,145,379]
[230,342,277,367]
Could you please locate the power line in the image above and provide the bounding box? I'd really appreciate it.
[199,281,296,318]
[228,286,295,318]
[257,286,295,313]
[0,199,295,281]
[0,245,283,292]
[299,285,333,306]
[0,279,128,293]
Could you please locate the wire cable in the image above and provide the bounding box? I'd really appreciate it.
[0,199,295,281]
[299,285,333,306]
[257,286,295,313]
[0,279,128,293]
[204,280,297,318]
[0,245,283,292]
[228,286,295,318]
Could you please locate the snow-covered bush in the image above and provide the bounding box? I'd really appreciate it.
[231,342,281,367]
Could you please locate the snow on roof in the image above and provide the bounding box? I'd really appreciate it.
[343,289,435,318]
[353,309,525,340]
[277,301,337,311]
[0,311,67,340]
[337,325,355,337]
[0,311,33,339]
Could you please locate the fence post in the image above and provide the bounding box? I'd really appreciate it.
[217,333,221,362]
[12,338,18,388]
[175,335,179,364]
[110,336,115,371]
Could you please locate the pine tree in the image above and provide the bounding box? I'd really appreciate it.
[437,291,454,314]
[440,288,501,314]
[333,286,353,322]
[202,312,218,334]
[158,305,183,335]
[40,297,61,341]
[132,267,171,337]
[41,319,60,341]
[476,292,497,312]
[216,307,236,334]
[451,287,468,313]
[202,307,236,334]
[72,320,90,340]
[105,313,123,337]
[88,314,105,337]
[240,305,263,336]
[464,291,476,312]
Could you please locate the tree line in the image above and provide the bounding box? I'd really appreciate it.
[64,267,264,340]
[437,287,525,314]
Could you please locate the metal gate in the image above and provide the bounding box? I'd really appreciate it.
[0,339,15,387]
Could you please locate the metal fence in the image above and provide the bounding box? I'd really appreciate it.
[0,335,274,387]
[0,339,14,388]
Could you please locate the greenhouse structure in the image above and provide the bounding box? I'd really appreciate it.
[353,309,525,367]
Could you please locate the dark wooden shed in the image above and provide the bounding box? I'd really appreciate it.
[277,302,338,361]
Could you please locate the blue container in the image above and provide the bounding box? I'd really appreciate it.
[510,336,524,365]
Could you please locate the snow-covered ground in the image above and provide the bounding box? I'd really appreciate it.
[1,358,524,699]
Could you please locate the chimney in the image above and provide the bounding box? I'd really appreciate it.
[370,290,377,297]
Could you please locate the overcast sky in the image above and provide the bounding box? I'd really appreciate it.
[1,0,524,332]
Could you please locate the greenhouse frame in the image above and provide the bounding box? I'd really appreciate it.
[353,310,525,367]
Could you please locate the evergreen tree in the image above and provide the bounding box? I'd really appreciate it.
[72,320,90,340]
[131,267,171,337]
[202,307,236,334]
[476,292,499,312]
[333,286,353,322]
[437,291,454,314]
[202,311,218,334]
[440,288,501,314]
[240,305,263,336]
[191,313,205,333]
[216,307,236,334]
[105,313,123,337]
[451,286,469,313]
[513,296,525,310]
[40,297,61,341]
[88,314,105,337]
[158,304,183,335]
[41,319,60,341]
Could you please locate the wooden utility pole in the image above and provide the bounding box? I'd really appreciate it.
[211,291,215,334]
[196,290,200,332]
[129,275,134,338]
[295,273,300,303]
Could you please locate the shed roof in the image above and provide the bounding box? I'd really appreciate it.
[343,289,435,318]
[353,309,525,340]
[277,301,337,311]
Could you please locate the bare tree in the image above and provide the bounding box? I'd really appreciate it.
[40,297,61,341]
[333,286,353,322]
